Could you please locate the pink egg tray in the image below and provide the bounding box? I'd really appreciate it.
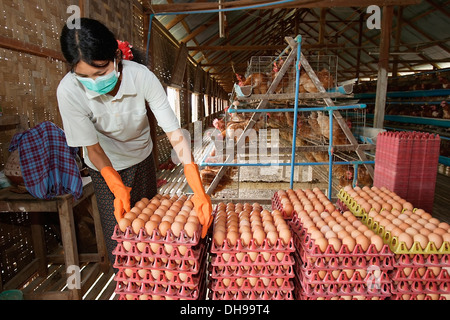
[296,246,394,270]
[211,251,295,268]
[394,253,450,268]
[390,267,449,283]
[210,264,295,279]
[293,276,392,300]
[210,236,295,254]
[389,294,448,300]
[209,277,294,292]
[112,223,202,247]
[115,275,207,300]
[208,289,294,300]
[391,280,449,295]
[290,214,394,260]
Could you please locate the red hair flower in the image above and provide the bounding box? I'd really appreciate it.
[117,40,134,61]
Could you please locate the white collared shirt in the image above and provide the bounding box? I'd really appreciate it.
[57,60,180,171]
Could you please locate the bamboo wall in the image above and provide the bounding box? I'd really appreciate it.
[0,0,228,170]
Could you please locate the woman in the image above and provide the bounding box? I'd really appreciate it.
[57,18,212,267]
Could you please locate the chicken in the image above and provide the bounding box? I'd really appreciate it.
[442,101,450,119]
[213,118,225,131]
[316,111,348,145]
[242,73,269,94]
[271,59,292,94]
[339,169,354,190]
[317,69,334,90]
[356,165,373,187]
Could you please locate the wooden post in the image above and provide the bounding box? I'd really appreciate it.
[373,6,394,129]
[392,6,403,77]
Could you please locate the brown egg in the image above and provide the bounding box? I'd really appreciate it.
[135,201,147,210]
[266,231,279,246]
[356,234,370,251]
[132,218,145,234]
[328,237,342,252]
[145,220,159,236]
[428,233,443,249]
[118,218,132,232]
[123,212,137,221]
[442,233,450,243]
[433,227,447,236]
[130,206,142,215]
[314,237,328,252]
[371,234,384,251]
[170,221,184,237]
[413,234,428,250]
[279,228,291,245]
[226,231,239,247]
[158,221,172,237]
[342,236,356,252]
[137,213,150,223]
[184,221,198,238]
[213,230,226,246]
[240,231,252,246]
[398,233,413,249]
[253,228,266,246]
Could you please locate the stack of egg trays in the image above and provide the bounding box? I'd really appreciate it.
[111,224,208,300]
[389,253,450,300]
[208,231,296,300]
[289,214,394,300]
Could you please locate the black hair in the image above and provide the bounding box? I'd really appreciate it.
[60,18,118,68]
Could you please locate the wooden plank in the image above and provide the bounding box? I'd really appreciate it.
[171,42,188,87]
[374,6,394,129]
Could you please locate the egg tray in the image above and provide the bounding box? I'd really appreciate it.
[294,246,394,271]
[295,263,392,288]
[337,189,367,218]
[390,267,450,283]
[293,275,392,299]
[210,234,295,255]
[359,213,450,254]
[112,238,208,270]
[271,194,295,219]
[115,273,207,300]
[112,223,202,248]
[210,251,295,268]
[290,215,394,260]
[393,253,450,268]
[336,199,349,213]
[208,276,294,292]
[209,263,295,279]
[389,293,448,300]
[390,280,450,295]
[208,288,294,300]
[113,253,208,289]
[295,293,388,300]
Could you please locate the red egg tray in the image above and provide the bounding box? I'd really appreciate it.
[389,294,448,300]
[209,277,294,292]
[112,224,202,247]
[208,289,294,300]
[394,253,450,268]
[290,215,394,261]
[210,235,295,254]
[391,280,450,295]
[390,267,450,283]
[210,264,295,279]
[211,251,295,268]
[293,275,392,299]
[115,274,207,300]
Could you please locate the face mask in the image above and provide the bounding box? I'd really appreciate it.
[76,60,120,95]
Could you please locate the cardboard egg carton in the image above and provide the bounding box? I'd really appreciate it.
[208,288,294,300]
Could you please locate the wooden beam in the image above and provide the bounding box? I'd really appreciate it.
[0,35,64,61]
[374,6,394,129]
[145,0,421,14]
[187,43,345,51]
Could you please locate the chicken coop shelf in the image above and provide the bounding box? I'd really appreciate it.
[203,36,374,199]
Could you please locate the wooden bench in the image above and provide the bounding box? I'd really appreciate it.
[0,177,109,300]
